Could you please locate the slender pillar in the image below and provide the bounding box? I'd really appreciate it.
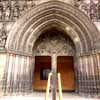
[51,54,57,100]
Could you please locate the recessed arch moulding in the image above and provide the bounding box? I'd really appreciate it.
[6,2,99,55]
[0,1,99,96]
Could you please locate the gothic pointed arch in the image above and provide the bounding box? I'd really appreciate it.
[0,1,99,96]
[6,1,100,56]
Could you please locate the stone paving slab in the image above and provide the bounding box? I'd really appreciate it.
[0,92,100,100]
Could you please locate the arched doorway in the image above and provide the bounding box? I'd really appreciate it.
[33,28,76,91]
[5,1,100,96]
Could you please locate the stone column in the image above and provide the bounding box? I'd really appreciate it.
[0,53,7,95]
[78,54,100,97]
[51,54,57,100]
[96,53,100,94]
[30,56,35,92]
[52,54,57,72]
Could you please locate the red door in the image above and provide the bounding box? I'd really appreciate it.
[33,56,51,90]
[57,56,75,91]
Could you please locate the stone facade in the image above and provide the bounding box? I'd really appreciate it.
[0,0,100,49]
[0,0,100,97]
[0,53,34,95]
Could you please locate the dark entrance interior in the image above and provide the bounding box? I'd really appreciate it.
[33,56,51,90]
[33,56,75,91]
[57,56,75,91]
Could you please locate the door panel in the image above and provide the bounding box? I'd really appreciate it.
[33,56,51,90]
[57,56,75,91]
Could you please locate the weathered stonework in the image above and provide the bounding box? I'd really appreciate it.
[0,23,7,49]
[33,28,75,56]
[0,0,100,97]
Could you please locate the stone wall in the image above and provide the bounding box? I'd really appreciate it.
[0,0,100,97]
[76,54,100,96]
[0,53,100,96]
[0,53,34,95]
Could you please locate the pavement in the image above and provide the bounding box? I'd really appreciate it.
[0,92,100,100]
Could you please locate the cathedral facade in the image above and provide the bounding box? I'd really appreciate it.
[0,0,100,97]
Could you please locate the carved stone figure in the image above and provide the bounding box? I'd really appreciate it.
[0,23,7,49]
[0,0,98,21]
[33,30,75,56]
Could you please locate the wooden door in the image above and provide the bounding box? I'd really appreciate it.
[57,56,75,91]
[33,56,51,90]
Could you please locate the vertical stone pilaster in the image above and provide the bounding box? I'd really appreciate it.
[25,57,30,93]
[21,56,25,93]
[51,55,57,100]
[6,54,13,94]
[3,53,9,95]
[51,55,57,72]
[95,54,100,94]
[29,56,34,92]
[78,54,100,97]
[21,56,27,93]
[16,55,21,94]
[73,56,78,92]
[0,53,7,95]
[30,56,35,92]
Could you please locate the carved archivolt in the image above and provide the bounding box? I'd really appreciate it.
[6,1,100,56]
[0,0,99,52]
